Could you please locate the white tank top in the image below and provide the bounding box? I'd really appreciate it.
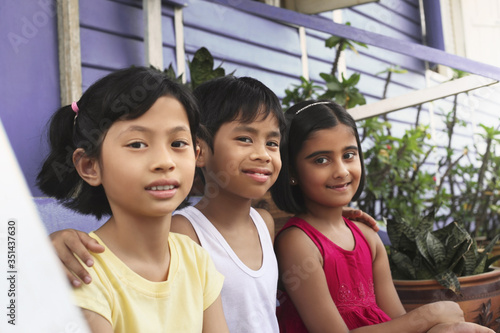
[174,206,279,333]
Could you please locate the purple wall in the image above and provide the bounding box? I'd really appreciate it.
[0,0,60,196]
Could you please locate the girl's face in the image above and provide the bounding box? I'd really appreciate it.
[294,124,361,211]
[96,96,197,218]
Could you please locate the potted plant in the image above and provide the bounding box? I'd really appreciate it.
[386,209,500,330]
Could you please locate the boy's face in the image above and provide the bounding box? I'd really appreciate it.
[200,113,282,200]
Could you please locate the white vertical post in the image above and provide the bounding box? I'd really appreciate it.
[298,26,309,80]
[143,0,163,69]
[57,0,82,106]
[332,10,346,80]
[174,7,186,83]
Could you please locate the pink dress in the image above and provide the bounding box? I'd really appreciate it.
[276,217,391,332]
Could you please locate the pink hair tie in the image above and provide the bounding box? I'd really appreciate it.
[71,101,79,114]
[71,101,79,127]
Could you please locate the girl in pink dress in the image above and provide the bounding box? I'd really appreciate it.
[270,100,493,333]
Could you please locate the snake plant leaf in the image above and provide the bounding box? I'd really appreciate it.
[428,233,447,268]
[435,270,461,294]
[390,249,416,279]
[463,246,477,276]
[433,222,466,245]
[416,209,435,233]
[386,217,417,252]
[474,234,500,274]
[473,255,487,275]
[415,232,432,267]
[482,234,500,256]
[436,222,471,269]
[486,255,500,268]
[452,254,466,276]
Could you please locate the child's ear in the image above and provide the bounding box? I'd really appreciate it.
[195,139,209,168]
[73,148,102,186]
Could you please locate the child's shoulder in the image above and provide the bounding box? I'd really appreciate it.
[254,208,275,241]
[171,213,200,244]
[351,220,384,257]
[352,220,378,236]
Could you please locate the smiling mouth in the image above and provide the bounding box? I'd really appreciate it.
[145,185,176,191]
[327,183,350,189]
[243,170,272,176]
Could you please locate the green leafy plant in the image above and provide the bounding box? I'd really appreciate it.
[161,47,232,90]
[386,210,500,294]
[357,117,437,223]
[282,22,367,109]
[318,72,366,109]
[282,76,323,108]
[324,22,367,78]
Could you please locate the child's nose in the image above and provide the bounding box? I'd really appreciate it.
[332,163,349,179]
[250,144,271,162]
[152,147,175,171]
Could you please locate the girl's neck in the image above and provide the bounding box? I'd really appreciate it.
[298,204,355,251]
[95,213,172,276]
[298,201,345,227]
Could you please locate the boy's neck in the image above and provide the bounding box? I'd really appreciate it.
[195,192,254,229]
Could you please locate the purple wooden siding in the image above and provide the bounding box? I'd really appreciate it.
[79,0,178,89]
[182,0,303,97]
[0,0,60,196]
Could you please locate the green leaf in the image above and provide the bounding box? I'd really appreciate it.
[325,36,342,48]
[188,47,227,89]
[435,271,461,294]
[344,73,360,87]
[325,79,343,92]
[390,249,416,279]
[426,232,447,268]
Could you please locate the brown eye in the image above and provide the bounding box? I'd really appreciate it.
[172,140,188,148]
[128,142,146,148]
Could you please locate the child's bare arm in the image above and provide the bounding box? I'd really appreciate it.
[428,322,494,333]
[202,294,229,333]
[50,229,104,287]
[342,207,379,232]
[360,223,406,318]
[81,309,112,333]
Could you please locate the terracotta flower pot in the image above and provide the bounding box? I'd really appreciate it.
[393,268,500,330]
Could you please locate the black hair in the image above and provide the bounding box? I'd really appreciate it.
[37,66,199,219]
[270,100,366,214]
[193,76,286,150]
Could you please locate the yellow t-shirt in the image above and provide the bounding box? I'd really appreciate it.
[72,232,224,333]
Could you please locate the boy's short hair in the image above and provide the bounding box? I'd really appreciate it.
[193,76,286,151]
[271,100,366,215]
